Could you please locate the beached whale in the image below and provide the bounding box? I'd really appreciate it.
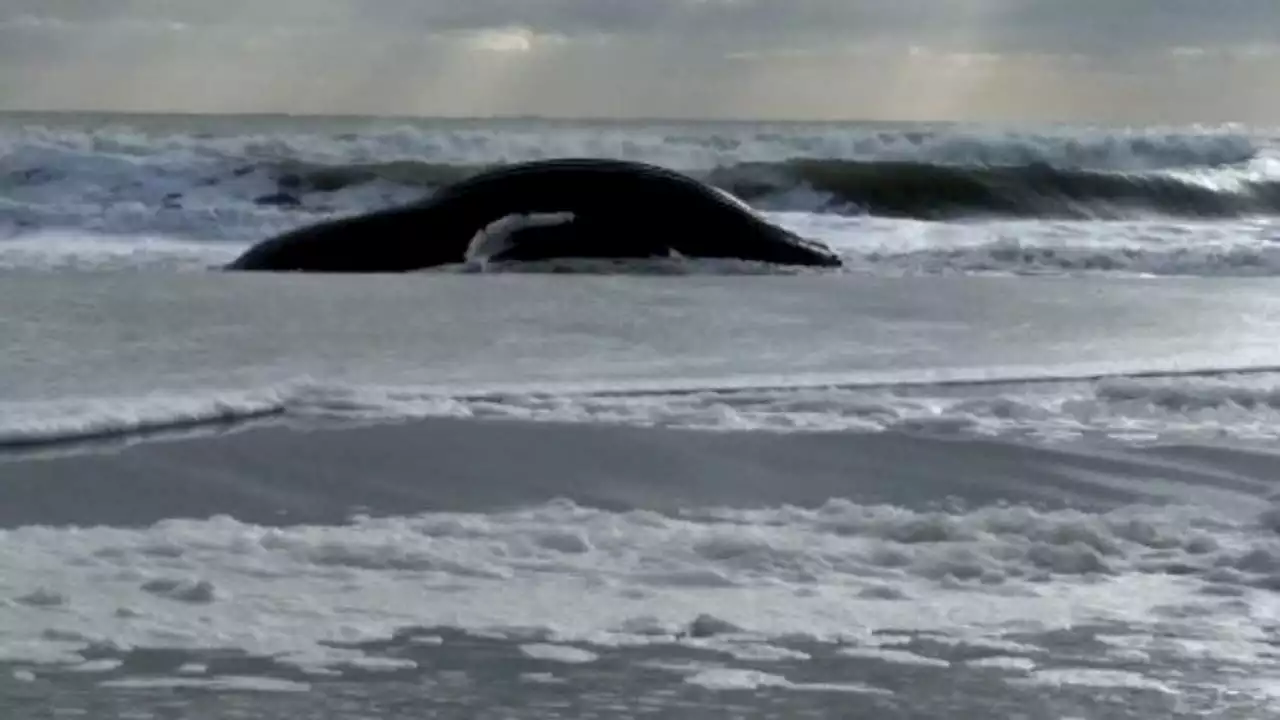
[224,158,843,272]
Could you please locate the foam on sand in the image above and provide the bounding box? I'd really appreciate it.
[0,480,1276,681]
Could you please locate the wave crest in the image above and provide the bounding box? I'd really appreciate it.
[10,368,1280,457]
[709,158,1280,219]
[247,156,1280,221]
[2,119,1275,229]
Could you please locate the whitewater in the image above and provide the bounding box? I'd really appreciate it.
[4,112,1280,718]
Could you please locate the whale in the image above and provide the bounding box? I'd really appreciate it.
[224,158,843,272]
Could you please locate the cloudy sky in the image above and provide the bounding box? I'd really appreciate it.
[2,0,1279,122]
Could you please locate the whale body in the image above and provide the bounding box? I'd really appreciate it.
[224,158,843,272]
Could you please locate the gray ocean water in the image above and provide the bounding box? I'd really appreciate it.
[4,112,1280,718]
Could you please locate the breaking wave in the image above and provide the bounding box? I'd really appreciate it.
[709,157,1280,220]
[10,368,1280,458]
[2,118,1277,231]
[171,155,1280,221]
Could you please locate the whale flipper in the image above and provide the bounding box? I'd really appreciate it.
[464,212,579,265]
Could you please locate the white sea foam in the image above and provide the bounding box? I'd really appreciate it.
[836,647,952,668]
[965,656,1038,671]
[1011,668,1176,694]
[9,370,1280,451]
[0,498,1275,680]
[780,212,1280,278]
[682,667,894,694]
[519,644,600,664]
[327,370,1280,443]
[0,389,291,450]
[67,659,124,674]
[0,231,242,272]
[98,676,312,693]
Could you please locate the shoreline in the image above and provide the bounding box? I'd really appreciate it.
[1,414,1270,530]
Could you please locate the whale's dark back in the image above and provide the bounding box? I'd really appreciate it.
[226,158,841,272]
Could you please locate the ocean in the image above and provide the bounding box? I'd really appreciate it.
[3,111,1280,718]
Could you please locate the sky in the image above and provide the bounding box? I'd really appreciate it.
[2,0,1280,123]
